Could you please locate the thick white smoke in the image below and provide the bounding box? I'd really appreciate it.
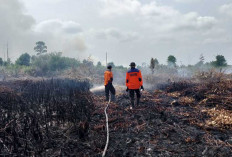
[0,0,87,61]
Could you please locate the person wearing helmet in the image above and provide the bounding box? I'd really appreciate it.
[126,62,144,109]
[104,65,116,101]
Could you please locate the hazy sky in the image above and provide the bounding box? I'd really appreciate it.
[1,0,232,66]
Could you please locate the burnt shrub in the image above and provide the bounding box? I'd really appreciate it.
[0,79,93,156]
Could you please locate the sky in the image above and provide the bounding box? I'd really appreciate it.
[0,0,232,66]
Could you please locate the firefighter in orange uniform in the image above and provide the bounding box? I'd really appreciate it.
[126,62,144,108]
[104,65,116,101]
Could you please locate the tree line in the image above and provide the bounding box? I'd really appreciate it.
[149,54,227,74]
[0,41,229,75]
[0,41,127,76]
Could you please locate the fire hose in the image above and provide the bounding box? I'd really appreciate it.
[102,97,110,157]
[102,89,143,156]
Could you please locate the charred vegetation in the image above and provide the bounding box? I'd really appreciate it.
[0,79,93,156]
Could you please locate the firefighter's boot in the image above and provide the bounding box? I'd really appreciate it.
[105,95,109,102]
[136,98,140,106]
[111,94,116,102]
[130,98,135,109]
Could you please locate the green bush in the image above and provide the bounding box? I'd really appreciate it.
[16,53,31,66]
[211,55,227,68]
[31,52,81,75]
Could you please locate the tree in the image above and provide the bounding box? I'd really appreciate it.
[108,62,115,68]
[211,55,227,68]
[83,59,94,67]
[3,61,9,66]
[154,58,159,65]
[199,54,205,64]
[34,41,47,55]
[150,58,155,74]
[0,58,3,66]
[167,55,176,67]
[97,61,102,67]
[150,58,159,74]
[195,54,205,67]
[16,53,31,66]
[31,52,80,74]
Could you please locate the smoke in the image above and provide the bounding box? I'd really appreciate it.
[0,0,87,61]
[34,19,87,56]
[0,0,35,60]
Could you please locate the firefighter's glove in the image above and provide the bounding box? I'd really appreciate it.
[141,86,144,91]
[126,87,129,92]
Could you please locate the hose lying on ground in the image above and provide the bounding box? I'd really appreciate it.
[102,98,110,157]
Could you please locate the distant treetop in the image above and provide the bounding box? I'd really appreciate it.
[34,41,47,55]
[167,55,177,67]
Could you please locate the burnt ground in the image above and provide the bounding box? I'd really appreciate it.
[86,81,232,157]
[1,79,232,156]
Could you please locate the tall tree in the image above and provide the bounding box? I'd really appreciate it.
[150,58,155,74]
[0,58,3,66]
[167,55,176,67]
[211,55,227,68]
[34,41,47,55]
[195,54,205,67]
[199,54,205,64]
[16,53,31,66]
[150,58,159,74]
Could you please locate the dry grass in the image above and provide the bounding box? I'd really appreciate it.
[167,92,181,98]
[178,96,195,105]
[203,108,232,129]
